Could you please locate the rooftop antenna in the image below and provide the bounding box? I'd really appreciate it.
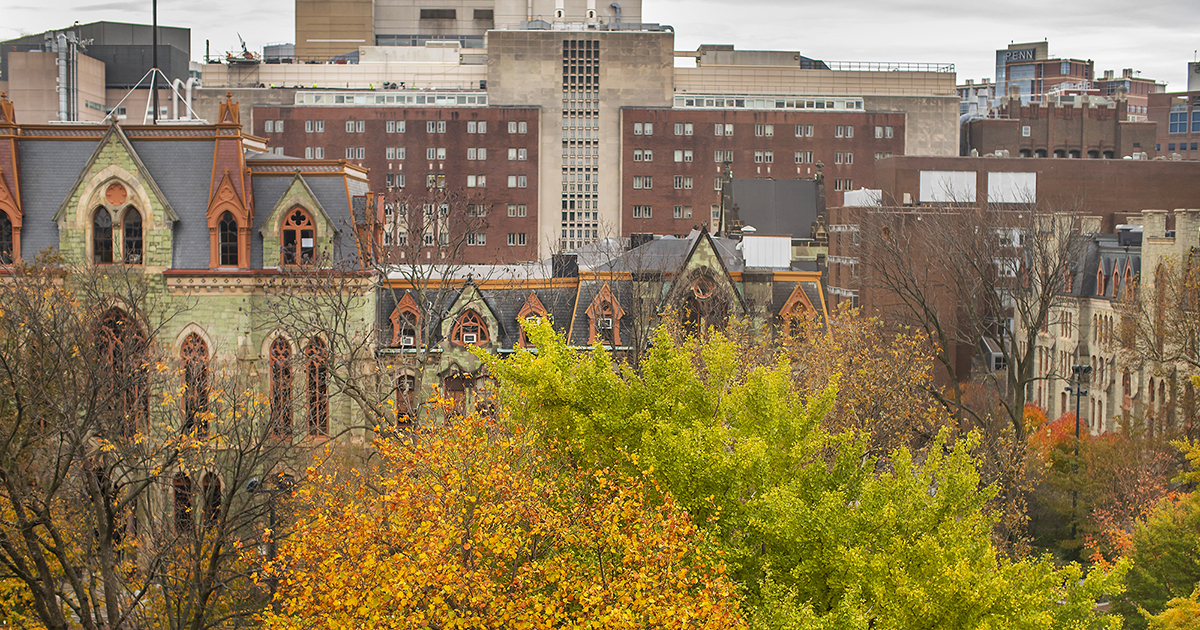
[151,0,158,123]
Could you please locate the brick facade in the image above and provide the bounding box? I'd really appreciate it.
[962,97,1155,159]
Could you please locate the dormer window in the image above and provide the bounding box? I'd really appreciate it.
[281,207,316,265]
[516,291,549,347]
[0,212,13,264]
[218,212,239,266]
[586,283,624,346]
[451,310,488,346]
[390,292,422,348]
[1096,266,1107,297]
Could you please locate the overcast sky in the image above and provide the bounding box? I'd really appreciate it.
[3,0,1199,89]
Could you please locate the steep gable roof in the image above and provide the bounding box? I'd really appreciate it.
[52,122,179,223]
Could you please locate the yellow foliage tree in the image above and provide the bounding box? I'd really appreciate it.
[260,409,745,629]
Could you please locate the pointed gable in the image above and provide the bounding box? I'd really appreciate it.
[779,282,817,319]
[0,93,20,231]
[442,282,502,348]
[389,290,422,347]
[662,232,746,318]
[516,291,551,347]
[585,282,625,345]
[259,173,335,268]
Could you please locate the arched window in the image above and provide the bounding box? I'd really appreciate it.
[391,307,420,347]
[281,208,316,265]
[451,310,488,346]
[305,338,329,436]
[99,308,148,436]
[181,334,209,435]
[0,212,13,264]
[173,473,193,534]
[218,212,239,267]
[270,337,293,437]
[94,208,114,264]
[202,474,222,526]
[123,208,143,264]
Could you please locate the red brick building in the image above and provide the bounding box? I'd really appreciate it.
[1148,90,1200,160]
[253,102,540,263]
[962,97,1155,159]
[619,107,906,236]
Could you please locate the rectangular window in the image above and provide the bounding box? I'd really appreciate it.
[437,147,446,160]
[806,124,814,137]
[755,124,764,136]
[1169,107,1189,133]
[507,232,527,246]
[634,122,643,135]
[765,124,774,137]
[306,120,313,133]
[1169,143,1176,151]
[684,150,693,162]
[346,121,355,133]
[844,125,852,138]
[644,122,653,136]
[764,151,773,164]
[305,147,313,159]
[673,205,692,219]
[674,175,684,189]
[315,147,324,159]
[836,125,844,138]
[835,152,843,164]
[755,151,764,163]
[715,123,724,136]
[874,125,883,139]
[715,150,724,163]
[509,148,518,160]
[356,147,365,159]
[632,205,652,218]
[1193,111,1200,133]
[396,147,405,160]
[518,148,527,160]
[675,122,684,135]
[508,175,518,188]
[428,121,436,133]
[467,121,477,133]
[265,120,274,133]
[634,149,643,162]
[795,151,805,163]
[420,8,456,18]
[387,120,395,133]
[684,176,693,189]
[675,149,683,162]
[685,122,693,135]
[518,175,527,188]
[467,232,486,246]
[1022,125,1031,137]
[844,152,851,164]
[386,147,395,160]
[1060,61,1070,75]
[427,147,436,160]
[315,120,324,133]
[509,121,517,133]
[712,205,721,220]
[345,147,355,159]
[724,124,734,136]
[643,149,653,162]
[714,177,723,190]
[356,120,364,133]
[885,126,894,139]
[634,176,643,189]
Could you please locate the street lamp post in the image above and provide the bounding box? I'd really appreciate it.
[1064,364,1092,550]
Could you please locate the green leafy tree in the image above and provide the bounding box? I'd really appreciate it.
[488,320,1125,629]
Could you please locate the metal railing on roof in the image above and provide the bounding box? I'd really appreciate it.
[822,61,955,73]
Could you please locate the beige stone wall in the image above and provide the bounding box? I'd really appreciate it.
[862,95,960,157]
[674,67,957,98]
[8,52,62,124]
[296,0,374,60]
[200,61,487,92]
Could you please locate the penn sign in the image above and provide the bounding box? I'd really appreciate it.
[1005,49,1036,62]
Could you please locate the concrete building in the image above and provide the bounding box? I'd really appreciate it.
[0,21,192,124]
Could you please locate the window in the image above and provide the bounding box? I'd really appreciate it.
[844,125,852,138]
[202,474,222,526]
[346,147,355,159]
[452,310,489,346]
[684,176,693,189]
[93,208,113,264]
[1022,125,1031,137]
[467,232,486,246]
[265,120,273,133]
[174,474,193,534]
[714,177,723,190]
[467,120,487,133]
[508,147,527,160]
[711,205,721,220]
[218,211,238,266]
[754,151,764,163]
[314,147,324,159]
[466,174,486,188]
[756,124,765,136]
[385,120,404,133]
[684,122,693,135]
[518,175,527,188]
[633,122,643,135]
[797,124,811,137]
[764,151,773,164]
[835,152,843,164]
[644,122,653,135]
[269,337,292,436]
[0,212,12,264]
[633,176,652,189]
[633,205,652,218]
[765,124,774,137]
[634,149,644,162]
[508,120,528,134]
[314,120,324,133]
[642,149,653,161]
[674,150,683,162]
[1169,106,1188,133]
[305,338,329,436]
[386,173,405,188]
[673,205,692,219]
[683,149,693,162]
[180,333,209,435]
[346,120,355,133]
[507,204,527,217]
[835,125,845,138]
[885,126,893,138]
[356,147,365,160]
[507,232,527,246]
[795,151,805,164]
[674,175,684,189]
[1193,110,1200,133]
[305,120,313,133]
[99,308,149,436]
[675,122,684,135]
[305,147,313,159]
[123,208,142,264]
[281,207,316,265]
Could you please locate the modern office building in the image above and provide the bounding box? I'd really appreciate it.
[1148,86,1200,160]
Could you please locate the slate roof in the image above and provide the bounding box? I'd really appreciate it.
[597,233,745,275]
[727,178,821,240]
[130,139,215,269]
[16,138,99,257]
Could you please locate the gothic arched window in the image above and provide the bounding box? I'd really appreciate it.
[218,212,239,266]
[181,333,210,435]
[94,208,114,264]
[270,337,293,437]
[305,338,329,436]
[281,207,316,265]
[451,310,488,346]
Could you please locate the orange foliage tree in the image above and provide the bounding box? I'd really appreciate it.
[259,409,745,629]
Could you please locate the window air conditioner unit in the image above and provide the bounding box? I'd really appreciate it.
[598,317,613,329]
[463,333,478,344]
[400,336,415,347]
